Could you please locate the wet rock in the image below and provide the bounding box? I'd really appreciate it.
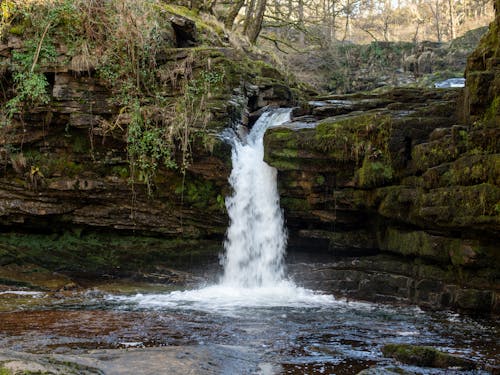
[137,266,206,286]
[264,86,499,298]
[357,367,413,375]
[454,288,495,312]
[0,346,262,375]
[287,253,499,312]
[381,344,477,370]
[0,264,76,291]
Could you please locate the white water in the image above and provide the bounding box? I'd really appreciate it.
[220,109,290,288]
[110,109,335,311]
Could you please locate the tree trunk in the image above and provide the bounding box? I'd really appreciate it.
[225,0,245,29]
[342,0,351,42]
[429,0,442,42]
[328,0,337,41]
[298,0,305,45]
[448,0,456,40]
[245,0,267,43]
[243,0,256,33]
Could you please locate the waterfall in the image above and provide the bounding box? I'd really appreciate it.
[221,109,291,288]
[111,109,334,310]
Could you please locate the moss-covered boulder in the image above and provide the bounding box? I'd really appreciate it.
[381,344,476,370]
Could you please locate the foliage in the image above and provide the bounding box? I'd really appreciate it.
[6,40,57,114]
[1,0,229,196]
[358,158,394,188]
[2,0,81,117]
[127,100,177,194]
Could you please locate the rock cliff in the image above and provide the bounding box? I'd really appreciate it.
[0,2,298,279]
[265,2,500,312]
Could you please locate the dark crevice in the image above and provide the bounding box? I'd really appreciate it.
[171,18,198,48]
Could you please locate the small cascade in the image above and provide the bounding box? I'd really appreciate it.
[220,109,291,288]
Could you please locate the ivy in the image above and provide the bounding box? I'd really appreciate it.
[127,100,177,195]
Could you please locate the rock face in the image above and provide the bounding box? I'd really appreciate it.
[0,3,298,279]
[465,0,500,125]
[264,4,500,313]
[266,87,499,313]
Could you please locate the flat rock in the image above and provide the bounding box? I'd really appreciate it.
[0,346,266,375]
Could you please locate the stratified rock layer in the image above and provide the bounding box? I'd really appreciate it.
[0,5,298,280]
[266,87,499,312]
[265,4,500,312]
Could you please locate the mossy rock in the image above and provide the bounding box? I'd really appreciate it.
[315,113,392,163]
[0,264,75,291]
[0,232,221,275]
[356,157,394,188]
[422,154,500,189]
[411,136,460,172]
[413,183,500,228]
[380,228,457,263]
[454,288,495,311]
[381,344,476,369]
[377,183,500,230]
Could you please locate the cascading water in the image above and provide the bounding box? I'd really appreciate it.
[112,109,334,311]
[220,109,291,288]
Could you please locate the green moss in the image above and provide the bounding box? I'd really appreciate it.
[0,264,73,291]
[483,95,500,126]
[8,24,25,35]
[274,148,298,158]
[412,140,458,172]
[71,134,91,154]
[111,165,130,179]
[173,177,223,211]
[281,197,311,211]
[357,158,393,188]
[315,113,392,163]
[162,3,225,39]
[450,154,499,186]
[381,228,456,263]
[382,344,475,369]
[0,232,221,275]
[315,175,325,185]
[265,128,296,142]
[267,158,301,170]
[44,157,84,178]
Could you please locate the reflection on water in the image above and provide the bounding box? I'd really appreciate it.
[0,287,498,374]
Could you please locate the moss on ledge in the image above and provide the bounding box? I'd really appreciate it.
[0,232,221,275]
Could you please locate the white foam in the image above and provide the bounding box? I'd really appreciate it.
[110,281,336,313]
[0,290,45,297]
